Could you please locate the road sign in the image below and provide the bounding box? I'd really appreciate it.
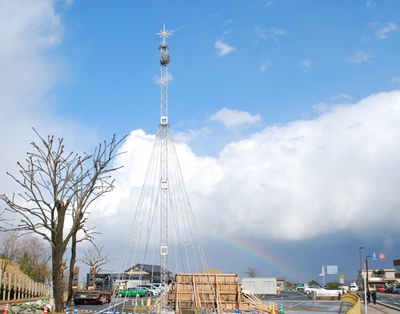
[326,265,338,274]
[339,274,344,279]
[378,252,386,260]
[371,253,378,260]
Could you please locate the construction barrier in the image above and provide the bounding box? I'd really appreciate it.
[340,293,361,314]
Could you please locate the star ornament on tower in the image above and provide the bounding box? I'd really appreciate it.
[157,24,172,43]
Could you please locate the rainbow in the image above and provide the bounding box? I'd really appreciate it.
[200,231,294,278]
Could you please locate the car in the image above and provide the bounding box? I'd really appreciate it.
[384,286,393,293]
[349,283,358,292]
[152,282,168,291]
[376,286,385,292]
[294,284,305,292]
[137,283,162,294]
[117,287,146,297]
[392,286,400,294]
[304,285,323,294]
[136,286,159,296]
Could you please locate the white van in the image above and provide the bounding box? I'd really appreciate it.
[349,283,358,291]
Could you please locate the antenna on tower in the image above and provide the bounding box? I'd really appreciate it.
[156,24,171,125]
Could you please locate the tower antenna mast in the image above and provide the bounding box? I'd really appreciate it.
[156,23,171,292]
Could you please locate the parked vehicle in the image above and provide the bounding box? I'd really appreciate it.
[136,286,159,296]
[117,287,147,297]
[294,284,305,292]
[376,286,385,292]
[74,272,113,305]
[304,285,323,294]
[384,286,392,293]
[392,286,400,294]
[152,282,168,291]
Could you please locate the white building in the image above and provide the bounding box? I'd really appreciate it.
[242,277,277,295]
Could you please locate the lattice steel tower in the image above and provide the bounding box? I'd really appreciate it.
[116,24,208,314]
[156,23,171,290]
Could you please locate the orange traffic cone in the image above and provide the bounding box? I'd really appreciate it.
[43,304,48,314]
[3,303,9,314]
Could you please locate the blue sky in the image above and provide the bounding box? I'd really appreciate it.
[1,0,400,285]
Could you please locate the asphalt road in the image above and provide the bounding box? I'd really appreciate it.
[73,291,350,314]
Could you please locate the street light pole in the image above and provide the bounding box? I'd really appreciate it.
[359,246,364,287]
[366,255,371,293]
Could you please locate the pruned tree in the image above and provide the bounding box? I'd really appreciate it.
[245,267,260,278]
[0,231,21,272]
[0,129,125,312]
[81,243,115,273]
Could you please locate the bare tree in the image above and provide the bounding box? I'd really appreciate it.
[0,231,21,272]
[18,235,52,283]
[81,243,115,273]
[245,267,260,278]
[0,129,125,312]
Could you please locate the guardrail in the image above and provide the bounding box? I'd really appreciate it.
[0,270,51,301]
[340,293,360,314]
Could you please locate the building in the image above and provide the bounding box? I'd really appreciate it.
[394,259,400,279]
[242,277,277,295]
[114,263,175,290]
[357,268,398,290]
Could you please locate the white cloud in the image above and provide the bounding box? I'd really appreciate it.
[300,59,312,72]
[153,72,174,84]
[366,0,376,8]
[392,77,400,83]
[209,108,262,129]
[265,1,274,8]
[375,22,397,39]
[173,127,212,144]
[348,51,372,64]
[97,90,400,245]
[259,60,271,72]
[330,93,351,100]
[214,41,235,57]
[255,26,286,41]
[0,0,98,194]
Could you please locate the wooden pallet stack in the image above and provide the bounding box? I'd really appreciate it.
[166,273,270,314]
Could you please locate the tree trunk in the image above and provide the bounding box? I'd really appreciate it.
[52,201,68,313]
[66,233,77,306]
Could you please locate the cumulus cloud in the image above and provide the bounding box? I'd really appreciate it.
[209,108,262,129]
[0,0,98,192]
[214,41,235,57]
[96,90,400,247]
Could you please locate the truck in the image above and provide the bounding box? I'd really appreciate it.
[73,272,114,305]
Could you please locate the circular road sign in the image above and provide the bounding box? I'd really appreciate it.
[378,252,386,260]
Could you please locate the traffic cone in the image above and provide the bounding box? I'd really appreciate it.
[279,304,284,314]
[3,303,9,314]
[43,305,48,314]
[274,303,278,314]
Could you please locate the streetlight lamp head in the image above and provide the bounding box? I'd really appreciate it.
[360,246,364,249]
